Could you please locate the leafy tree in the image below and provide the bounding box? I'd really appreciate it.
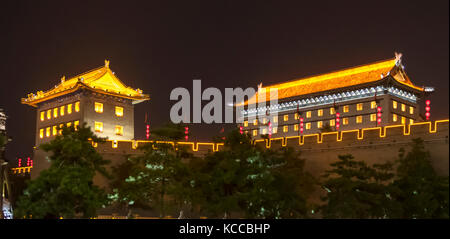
[320,154,397,218]
[243,147,315,218]
[192,129,255,218]
[391,138,449,218]
[15,124,110,218]
[193,129,315,218]
[109,123,194,218]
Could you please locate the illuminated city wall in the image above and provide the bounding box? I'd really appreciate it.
[27,120,448,189]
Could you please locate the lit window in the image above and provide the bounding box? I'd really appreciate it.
[60,105,65,116]
[115,125,124,136]
[356,115,363,124]
[244,121,248,127]
[75,101,80,112]
[371,101,377,109]
[67,122,72,127]
[46,127,51,137]
[393,101,398,109]
[95,102,103,113]
[393,114,398,122]
[370,114,376,122]
[40,112,45,121]
[343,118,349,125]
[47,109,51,119]
[262,118,267,124]
[39,129,44,138]
[283,126,288,132]
[112,140,118,148]
[330,107,335,115]
[59,124,63,135]
[115,106,124,117]
[318,109,323,117]
[317,121,323,128]
[262,128,267,135]
[295,113,299,120]
[294,124,299,131]
[53,108,58,118]
[284,115,289,121]
[357,103,363,111]
[273,127,278,134]
[253,119,258,126]
[305,123,311,130]
[401,104,406,112]
[253,130,258,136]
[53,126,57,136]
[74,121,79,131]
[343,105,349,113]
[273,116,278,123]
[68,104,73,114]
[409,106,414,115]
[306,111,311,118]
[401,116,405,124]
[409,119,414,124]
[95,122,103,133]
[330,119,335,126]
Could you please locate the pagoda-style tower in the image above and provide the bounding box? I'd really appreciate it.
[237,53,434,139]
[22,60,149,178]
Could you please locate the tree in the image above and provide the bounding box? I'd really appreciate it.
[15,124,110,218]
[391,138,449,219]
[243,147,315,218]
[109,123,194,218]
[193,129,315,218]
[320,154,397,218]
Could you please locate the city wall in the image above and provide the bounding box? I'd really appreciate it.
[93,120,449,189]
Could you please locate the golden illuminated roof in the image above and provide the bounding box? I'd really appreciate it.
[22,60,150,107]
[239,57,424,106]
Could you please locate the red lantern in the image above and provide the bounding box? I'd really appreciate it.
[268,122,272,138]
[425,100,431,120]
[299,117,304,133]
[377,106,382,125]
[336,112,340,130]
[184,126,189,141]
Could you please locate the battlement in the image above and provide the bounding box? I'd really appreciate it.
[96,120,449,155]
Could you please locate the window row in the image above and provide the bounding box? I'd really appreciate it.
[248,115,415,136]
[392,100,414,114]
[94,102,124,117]
[392,114,414,124]
[94,121,124,136]
[39,121,80,138]
[40,101,80,121]
[243,101,383,127]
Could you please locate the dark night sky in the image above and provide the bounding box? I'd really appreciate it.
[0,1,448,162]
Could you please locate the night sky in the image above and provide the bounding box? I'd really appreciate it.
[0,1,448,162]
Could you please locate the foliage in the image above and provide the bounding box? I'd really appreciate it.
[391,138,449,218]
[192,129,314,218]
[149,122,187,141]
[15,124,110,218]
[320,154,397,218]
[243,147,315,218]
[109,123,194,218]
